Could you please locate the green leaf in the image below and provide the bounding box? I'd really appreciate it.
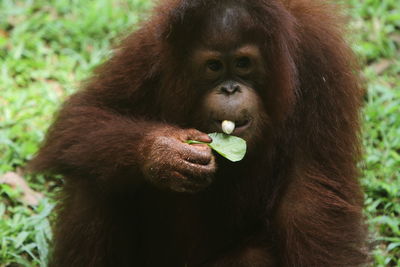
[186,140,205,145]
[187,133,247,162]
[208,133,247,162]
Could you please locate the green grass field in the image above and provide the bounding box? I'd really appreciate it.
[1,0,399,266]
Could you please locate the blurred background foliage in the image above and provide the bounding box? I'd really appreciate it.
[0,0,399,266]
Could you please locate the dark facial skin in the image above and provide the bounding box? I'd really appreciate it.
[191,44,269,146]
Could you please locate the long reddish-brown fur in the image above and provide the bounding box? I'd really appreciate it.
[30,0,369,266]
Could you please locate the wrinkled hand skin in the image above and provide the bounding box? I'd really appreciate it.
[140,126,217,193]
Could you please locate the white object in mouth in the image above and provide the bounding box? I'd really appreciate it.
[221,120,235,134]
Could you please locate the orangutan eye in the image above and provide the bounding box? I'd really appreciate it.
[236,57,251,69]
[207,60,223,72]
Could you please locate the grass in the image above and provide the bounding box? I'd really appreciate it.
[0,0,399,266]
